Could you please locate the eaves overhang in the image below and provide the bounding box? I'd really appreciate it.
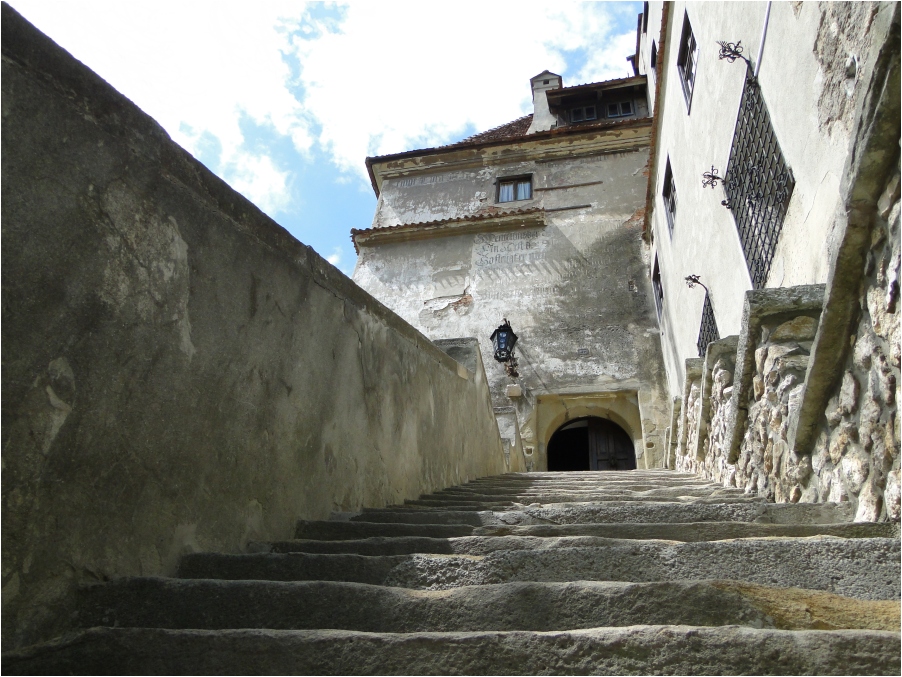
[351,207,545,254]
[365,115,653,197]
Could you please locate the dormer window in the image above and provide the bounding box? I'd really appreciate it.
[606,101,634,118]
[570,106,597,123]
[497,176,532,203]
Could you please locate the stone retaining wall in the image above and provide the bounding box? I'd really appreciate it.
[2,7,506,649]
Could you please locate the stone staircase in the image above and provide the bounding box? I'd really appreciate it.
[4,470,900,674]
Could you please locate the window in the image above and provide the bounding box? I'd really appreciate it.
[606,101,634,118]
[652,258,664,322]
[570,106,597,123]
[677,13,699,109]
[651,41,658,71]
[497,176,532,203]
[662,159,677,235]
[696,293,720,357]
[722,69,795,288]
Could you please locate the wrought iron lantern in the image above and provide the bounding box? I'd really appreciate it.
[490,319,518,363]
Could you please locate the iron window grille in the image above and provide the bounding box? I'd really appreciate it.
[696,292,720,357]
[721,67,795,288]
[662,159,677,236]
[497,176,532,203]
[677,13,699,109]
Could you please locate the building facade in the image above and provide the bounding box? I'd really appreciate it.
[352,0,900,505]
[353,73,670,472]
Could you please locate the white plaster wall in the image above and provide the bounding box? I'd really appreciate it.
[643,1,894,397]
[355,147,671,468]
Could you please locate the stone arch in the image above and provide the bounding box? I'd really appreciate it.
[536,393,644,471]
[547,416,637,471]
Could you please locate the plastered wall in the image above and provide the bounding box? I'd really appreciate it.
[354,144,671,469]
[1,6,506,649]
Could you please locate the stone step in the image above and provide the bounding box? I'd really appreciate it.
[178,537,900,600]
[6,626,898,675]
[73,578,900,633]
[417,488,748,502]
[472,521,898,540]
[294,520,474,540]
[345,510,490,526]
[293,520,892,545]
[404,493,763,508]
[356,501,855,525]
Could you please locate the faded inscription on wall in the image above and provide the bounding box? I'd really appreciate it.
[473,230,549,267]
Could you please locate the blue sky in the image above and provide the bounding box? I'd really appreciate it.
[11,1,641,275]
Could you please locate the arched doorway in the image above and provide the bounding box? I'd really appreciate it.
[547,416,637,471]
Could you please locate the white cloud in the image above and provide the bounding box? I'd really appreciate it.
[10,1,640,197]
[226,152,292,215]
[11,0,308,214]
[326,247,343,266]
[291,2,639,177]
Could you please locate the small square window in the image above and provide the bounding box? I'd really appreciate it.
[498,176,532,203]
[606,101,634,118]
[677,13,699,110]
[662,159,677,235]
[570,106,597,123]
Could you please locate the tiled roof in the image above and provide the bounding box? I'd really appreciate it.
[351,206,544,252]
[449,114,533,146]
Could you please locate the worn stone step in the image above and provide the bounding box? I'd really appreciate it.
[255,535,681,556]
[472,521,898,541]
[361,501,854,526]
[404,493,762,507]
[179,537,900,600]
[265,522,895,557]
[294,520,473,540]
[417,487,747,502]
[73,578,900,633]
[345,510,490,526]
[5,626,899,675]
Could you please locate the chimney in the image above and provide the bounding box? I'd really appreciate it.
[527,71,563,134]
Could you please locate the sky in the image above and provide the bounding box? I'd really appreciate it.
[10,1,642,276]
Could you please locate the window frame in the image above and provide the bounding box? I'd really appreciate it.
[496,175,533,204]
[570,105,597,123]
[652,258,665,322]
[676,13,699,111]
[605,100,635,118]
[662,159,677,236]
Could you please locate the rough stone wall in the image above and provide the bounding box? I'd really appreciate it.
[812,173,900,521]
[1,7,506,649]
[674,360,702,474]
[701,356,737,487]
[734,315,819,503]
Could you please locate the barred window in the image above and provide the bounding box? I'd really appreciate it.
[722,69,795,288]
[696,292,720,357]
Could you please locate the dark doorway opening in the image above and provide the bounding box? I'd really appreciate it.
[547,417,637,471]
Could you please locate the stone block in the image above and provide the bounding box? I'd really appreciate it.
[885,469,901,521]
[854,479,882,522]
[840,446,870,495]
[770,316,819,342]
[838,371,860,414]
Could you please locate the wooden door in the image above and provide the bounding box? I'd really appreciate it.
[588,418,636,470]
